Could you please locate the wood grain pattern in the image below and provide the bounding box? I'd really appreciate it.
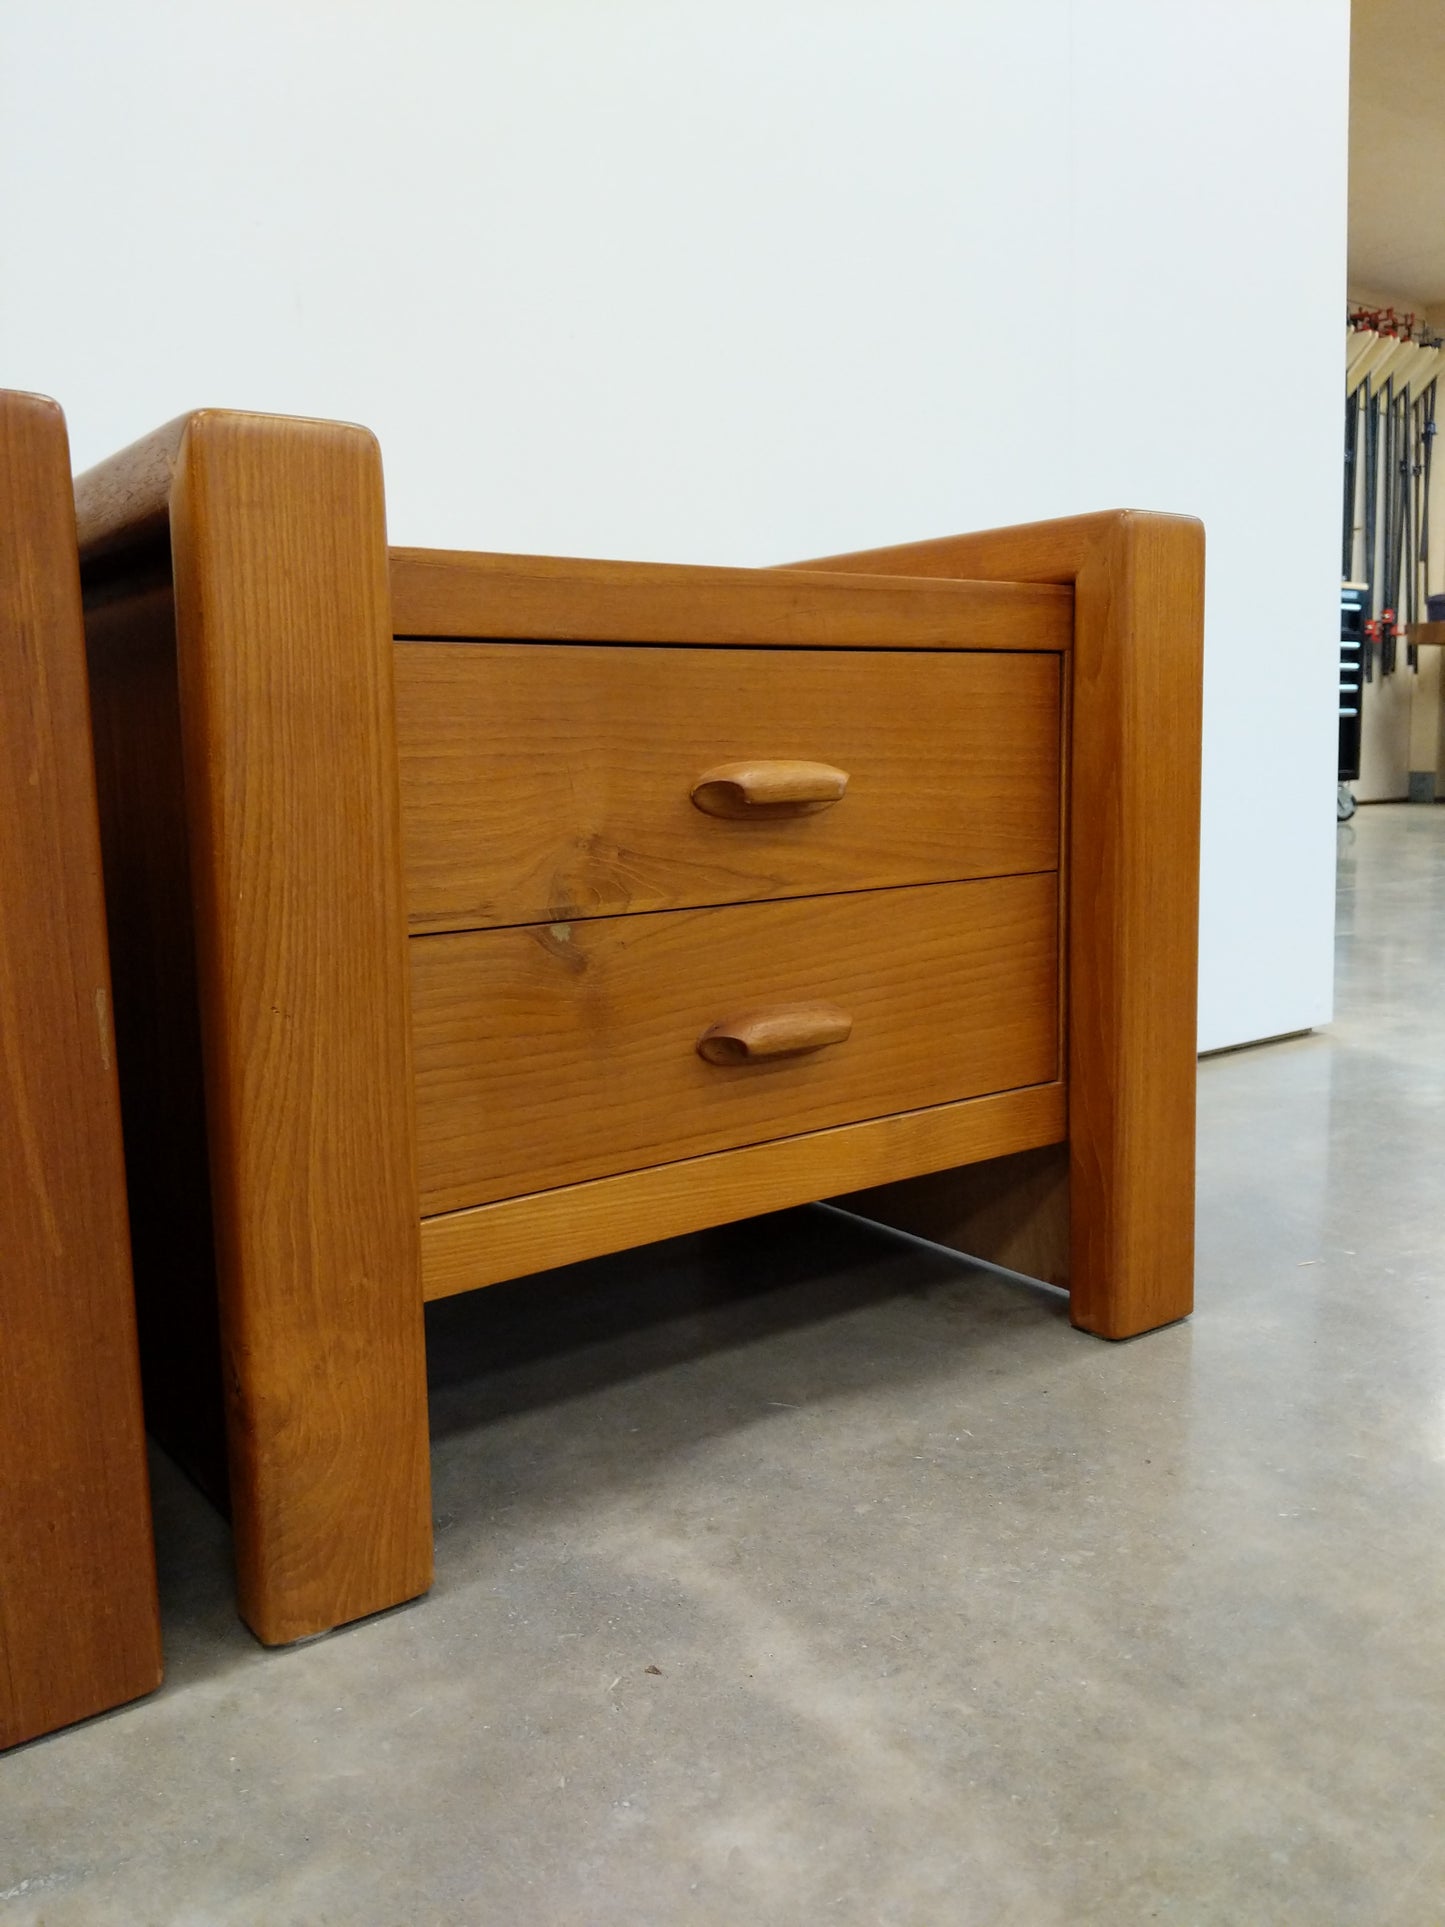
[792,512,1204,1339]
[166,414,432,1643]
[411,875,1059,1214]
[0,391,161,1748]
[73,414,190,566]
[395,643,1061,932]
[389,545,1073,650]
[839,662,1076,1293]
[73,392,1193,1659]
[420,1081,1068,1299]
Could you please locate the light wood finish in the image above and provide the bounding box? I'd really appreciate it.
[411,876,1059,1214]
[420,1082,1068,1299]
[697,1002,853,1065]
[796,513,1204,1340]
[691,759,849,818]
[80,412,433,1645]
[390,546,1072,650]
[0,392,161,1747]
[1402,623,1445,644]
[394,644,1061,932]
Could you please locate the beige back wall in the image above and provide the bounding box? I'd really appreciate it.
[1350,0,1445,305]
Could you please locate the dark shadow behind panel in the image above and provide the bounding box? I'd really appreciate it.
[83,570,229,1509]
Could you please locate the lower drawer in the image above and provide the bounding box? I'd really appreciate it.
[410,874,1059,1214]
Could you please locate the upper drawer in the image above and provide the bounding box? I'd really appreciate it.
[394,643,1061,933]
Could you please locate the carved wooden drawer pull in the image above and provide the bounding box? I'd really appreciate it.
[690,759,849,818]
[697,1002,854,1066]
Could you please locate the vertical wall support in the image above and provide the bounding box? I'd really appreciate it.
[164,414,431,1641]
[0,392,161,1745]
[795,512,1204,1340]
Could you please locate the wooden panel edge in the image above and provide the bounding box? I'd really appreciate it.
[76,408,390,571]
[420,1082,1066,1300]
[1066,511,1203,1337]
[169,412,433,1642]
[0,390,162,1746]
[74,414,194,566]
[780,512,1131,584]
[787,510,1205,1340]
[389,547,1071,649]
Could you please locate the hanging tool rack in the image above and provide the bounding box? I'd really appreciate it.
[1344,305,1442,683]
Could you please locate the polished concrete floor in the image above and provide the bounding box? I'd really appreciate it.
[7,804,1445,1924]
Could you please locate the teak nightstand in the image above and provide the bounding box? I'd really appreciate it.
[75,410,1203,1647]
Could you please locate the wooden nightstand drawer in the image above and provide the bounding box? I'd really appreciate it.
[410,872,1059,1213]
[394,643,1061,933]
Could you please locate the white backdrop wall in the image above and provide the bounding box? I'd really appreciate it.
[0,0,1349,1050]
